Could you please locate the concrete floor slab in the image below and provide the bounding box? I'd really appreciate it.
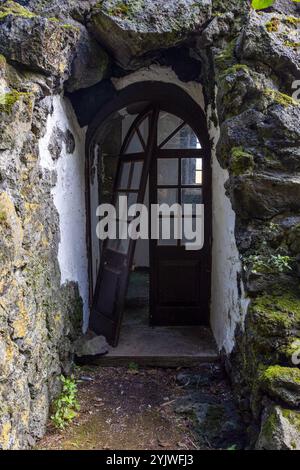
[98,271,218,367]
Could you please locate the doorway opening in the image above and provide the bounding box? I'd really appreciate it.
[86,82,217,363]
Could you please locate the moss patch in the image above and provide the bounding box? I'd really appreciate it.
[0,210,8,224]
[230,146,254,176]
[284,41,300,49]
[283,16,300,27]
[261,365,300,386]
[260,409,278,441]
[265,17,280,33]
[281,409,300,432]
[263,88,299,107]
[0,1,36,21]
[0,90,32,114]
[215,39,237,71]
[105,0,145,19]
[249,290,300,336]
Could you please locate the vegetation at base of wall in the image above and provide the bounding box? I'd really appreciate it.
[128,361,139,372]
[51,375,80,430]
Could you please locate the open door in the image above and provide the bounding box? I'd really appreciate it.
[89,108,157,346]
[149,112,211,326]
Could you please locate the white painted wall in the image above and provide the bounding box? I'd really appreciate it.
[114,66,249,353]
[39,96,89,331]
[36,67,249,349]
[207,105,250,353]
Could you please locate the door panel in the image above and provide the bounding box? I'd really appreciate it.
[89,109,157,346]
[89,106,211,345]
[149,122,211,326]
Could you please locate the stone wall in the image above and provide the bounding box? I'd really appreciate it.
[0,59,84,448]
[197,0,300,450]
[0,0,299,449]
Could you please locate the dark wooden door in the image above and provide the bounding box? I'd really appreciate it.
[89,109,157,346]
[149,112,211,326]
[89,105,211,345]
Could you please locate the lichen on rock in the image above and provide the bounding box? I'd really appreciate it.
[88,0,212,68]
[256,405,300,450]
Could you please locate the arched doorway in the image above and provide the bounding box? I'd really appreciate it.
[86,83,211,348]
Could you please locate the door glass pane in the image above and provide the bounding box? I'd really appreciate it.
[181,188,202,213]
[181,158,202,185]
[116,192,138,220]
[157,188,178,206]
[162,124,201,149]
[117,238,130,254]
[125,131,143,154]
[157,158,178,185]
[118,162,131,189]
[139,116,149,147]
[116,192,128,221]
[131,161,143,190]
[157,112,183,146]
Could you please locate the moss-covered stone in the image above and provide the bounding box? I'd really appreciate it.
[0,89,33,114]
[259,365,300,407]
[215,39,237,71]
[106,0,145,19]
[0,1,36,21]
[230,146,254,176]
[219,63,249,80]
[283,16,300,27]
[265,17,280,33]
[284,41,300,49]
[249,290,300,336]
[263,88,299,107]
[256,406,300,450]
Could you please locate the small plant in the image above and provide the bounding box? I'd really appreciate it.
[227,444,237,450]
[51,375,80,430]
[128,361,139,372]
[244,253,294,274]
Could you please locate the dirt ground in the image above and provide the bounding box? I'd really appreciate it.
[36,364,245,450]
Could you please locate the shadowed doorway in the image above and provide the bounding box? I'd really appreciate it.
[86,82,217,364]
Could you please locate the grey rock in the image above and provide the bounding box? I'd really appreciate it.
[237,12,300,83]
[256,405,300,450]
[47,126,76,159]
[74,332,109,357]
[260,366,300,408]
[26,0,99,23]
[65,31,109,92]
[0,13,81,77]
[65,129,75,154]
[88,0,212,68]
[229,173,300,220]
[48,126,64,160]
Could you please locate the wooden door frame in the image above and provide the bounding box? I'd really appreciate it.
[86,82,212,324]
